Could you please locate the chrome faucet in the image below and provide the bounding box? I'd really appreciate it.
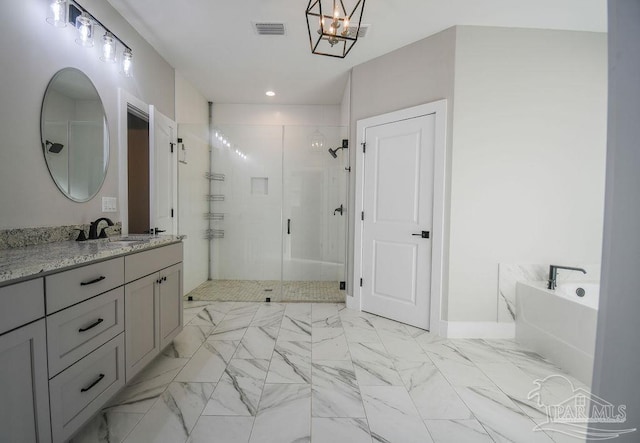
[88,217,114,240]
[548,265,587,290]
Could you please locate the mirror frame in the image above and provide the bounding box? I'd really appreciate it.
[40,67,110,202]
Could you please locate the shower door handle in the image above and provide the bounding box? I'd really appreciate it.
[287,219,291,235]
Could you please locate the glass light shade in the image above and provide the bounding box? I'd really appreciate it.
[122,48,133,77]
[309,129,326,149]
[101,33,117,63]
[75,12,94,47]
[46,0,67,27]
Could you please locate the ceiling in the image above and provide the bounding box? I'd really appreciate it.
[106,0,607,105]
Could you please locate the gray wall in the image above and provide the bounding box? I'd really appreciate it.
[591,0,640,439]
[349,28,458,315]
[449,27,607,322]
[348,26,607,324]
[0,0,175,229]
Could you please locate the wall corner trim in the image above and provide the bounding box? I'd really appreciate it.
[440,320,515,339]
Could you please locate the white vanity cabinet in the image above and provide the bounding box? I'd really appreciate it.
[0,279,51,443]
[124,242,183,382]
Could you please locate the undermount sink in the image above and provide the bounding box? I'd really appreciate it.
[108,236,151,245]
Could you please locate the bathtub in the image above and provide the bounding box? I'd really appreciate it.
[515,280,599,384]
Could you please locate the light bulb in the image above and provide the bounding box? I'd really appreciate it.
[122,48,133,77]
[75,12,94,47]
[101,33,117,63]
[47,0,67,27]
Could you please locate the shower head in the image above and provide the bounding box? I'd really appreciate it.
[328,139,349,159]
[46,140,64,153]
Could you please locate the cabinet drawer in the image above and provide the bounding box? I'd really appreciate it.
[0,278,44,336]
[125,242,183,283]
[49,333,125,443]
[46,257,124,313]
[47,287,125,377]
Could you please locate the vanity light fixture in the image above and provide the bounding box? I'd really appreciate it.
[101,32,117,63]
[305,0,366,58]
[122,48,133,77]
[75,11,94,47]
[46,0,67,28]
[265,90,276,97]
[46,1,133,76]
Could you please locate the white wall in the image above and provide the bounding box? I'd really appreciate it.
[175,71,210,294]
[448,27,607,322]
[0,0,174,229]
[591,0,640,438]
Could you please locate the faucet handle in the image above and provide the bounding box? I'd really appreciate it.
[75,229,87,242]
[98,227,109,239]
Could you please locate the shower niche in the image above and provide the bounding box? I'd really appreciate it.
[209,125,348,302]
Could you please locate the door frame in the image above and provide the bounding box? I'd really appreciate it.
[118,88,149,235]
[350,100,447,335]
[149,105,178,235]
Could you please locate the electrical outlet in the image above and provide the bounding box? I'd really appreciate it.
[102,197,117,212]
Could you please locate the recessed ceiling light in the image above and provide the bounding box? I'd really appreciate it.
[265,90,276,97]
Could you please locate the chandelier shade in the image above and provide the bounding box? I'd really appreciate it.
[305,0,366,58]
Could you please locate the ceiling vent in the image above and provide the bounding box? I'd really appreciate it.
[253,22,286,36]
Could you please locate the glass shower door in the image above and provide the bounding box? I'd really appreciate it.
[282,126,348,301]
[210,125,283,300]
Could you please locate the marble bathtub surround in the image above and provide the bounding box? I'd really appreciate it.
[498,263,601,322]
[71,300,588,443]
[0,222,122,249]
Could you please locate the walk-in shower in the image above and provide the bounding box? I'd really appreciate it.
[203,124,349,302]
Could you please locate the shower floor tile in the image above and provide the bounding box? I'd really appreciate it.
[186,279,346,303]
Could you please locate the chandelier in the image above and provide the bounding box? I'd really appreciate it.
[305,0,366,58]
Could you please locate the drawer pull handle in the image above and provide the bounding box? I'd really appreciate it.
[80,276,106,286]
[80,373,105,393]
[78,318,104,332]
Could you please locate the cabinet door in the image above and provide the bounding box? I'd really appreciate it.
[124,273,159,382]
[0,319,51,443]
[159,263,183,349]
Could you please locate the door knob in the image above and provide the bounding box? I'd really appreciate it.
[412,231,430,239]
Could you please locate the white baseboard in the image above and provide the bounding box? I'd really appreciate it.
[441,321,515,339]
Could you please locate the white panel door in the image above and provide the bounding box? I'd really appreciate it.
[150,106,177,235]
[361,114,435,329]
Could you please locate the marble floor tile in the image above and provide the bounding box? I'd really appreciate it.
[234,326,277,359]
[361,386,433,443]
[312,418,372,443]
[312,327,350,360]
[278,315,312,342]
[106,355,189,413]
[209,325,247,341]
[249,384,311,443]
[370,316,412,338]
[162,326,213,359]
[250,303,285,328]
[266,341,312,384]
[312,360,365,418]
[123,382,215,443]
[456,386,555,442]
[379,334,431,362]
[424,419,493,443]
[70,411,144,443]
[175,340,239,383]
[187,305,227,328]
[452,339,510,364]
[477,361,547,401]
[312,304,342,328]
[183,305,210,325]
[203,359,269,416]
[429,353,496,387]
[343,324,381,343]
[421,341,475,364]
[396,360,472,420]
[187,416,254,443]
[350,342,403,386]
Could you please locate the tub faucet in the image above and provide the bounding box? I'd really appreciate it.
[88,217,114,240]
[548,265,587,290]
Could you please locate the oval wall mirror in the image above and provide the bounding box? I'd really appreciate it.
[41,68,109,202]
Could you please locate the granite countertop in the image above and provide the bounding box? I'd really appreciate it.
[0,235,183,285]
